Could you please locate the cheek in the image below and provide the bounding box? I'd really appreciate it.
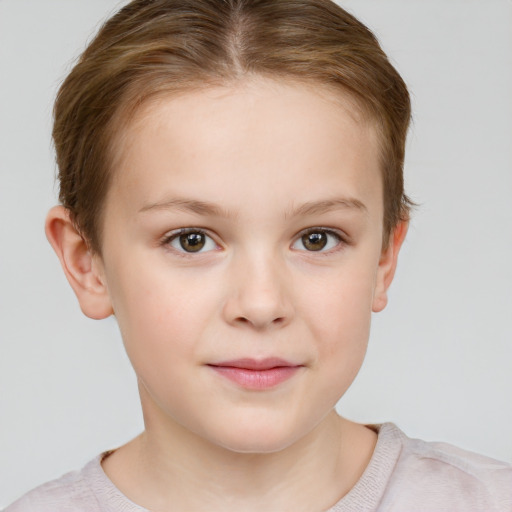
[106,260,222,370]
[297,258,377,405]
[302,263,376,348]
[304,277,373,404]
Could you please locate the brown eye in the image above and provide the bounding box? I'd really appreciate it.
[167,230,217,254]
[292,229,342,252]
[179,232,206,252]
[301,232,328,251]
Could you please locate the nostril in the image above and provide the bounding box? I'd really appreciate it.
[233,315,286,329]
[223,286,293,329]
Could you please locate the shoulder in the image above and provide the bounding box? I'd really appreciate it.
[381,424,512,511]
[3,458,102,512]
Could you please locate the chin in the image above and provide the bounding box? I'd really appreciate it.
[203,418,306,455]
[217,435,297,455]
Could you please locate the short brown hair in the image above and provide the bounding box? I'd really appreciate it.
[53,0,412,253]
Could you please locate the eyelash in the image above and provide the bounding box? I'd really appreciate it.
[161,228,218,257]
[160,227,348,256]
[292,227,347,255]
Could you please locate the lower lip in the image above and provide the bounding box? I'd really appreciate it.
[209,365,301,390]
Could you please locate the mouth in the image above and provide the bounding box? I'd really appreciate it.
[207,358,303,390]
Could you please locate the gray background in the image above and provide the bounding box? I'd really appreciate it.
[1,0,511,506]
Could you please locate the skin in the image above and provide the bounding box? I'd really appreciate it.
[46,77,407,512]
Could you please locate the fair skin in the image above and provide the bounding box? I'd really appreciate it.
[46,78,407,512]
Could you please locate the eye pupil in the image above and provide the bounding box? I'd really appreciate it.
[302,232,327,251]
[180,232,205,252]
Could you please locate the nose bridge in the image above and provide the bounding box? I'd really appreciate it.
[223,245,293,329]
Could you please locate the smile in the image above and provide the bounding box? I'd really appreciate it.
[207,358,303,390]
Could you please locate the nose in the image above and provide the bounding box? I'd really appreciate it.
[222,251,294,331]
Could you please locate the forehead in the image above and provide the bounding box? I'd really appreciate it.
[109,78,383,220]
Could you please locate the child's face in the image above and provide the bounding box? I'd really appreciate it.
[95,78,399,453]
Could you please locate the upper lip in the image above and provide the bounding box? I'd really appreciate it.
[208,358,301,371]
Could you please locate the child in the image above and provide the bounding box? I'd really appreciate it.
[5,0,511,510]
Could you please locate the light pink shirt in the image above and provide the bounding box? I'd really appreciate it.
[5,423,512,511]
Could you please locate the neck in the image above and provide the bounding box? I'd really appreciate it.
[102,394,376,512]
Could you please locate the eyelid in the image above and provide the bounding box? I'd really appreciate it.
[160,226,348,256]
[161,227,220,255]
[291,227,348,253]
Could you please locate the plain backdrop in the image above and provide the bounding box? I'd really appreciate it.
[1,0,511,506]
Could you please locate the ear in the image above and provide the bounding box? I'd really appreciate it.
[45,206,113,319]
[372,220,408,313]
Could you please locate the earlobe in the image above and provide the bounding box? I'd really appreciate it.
[372,220,408,313]
[45,206,113,319]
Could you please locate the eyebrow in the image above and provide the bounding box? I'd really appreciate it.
[139,198,234,217]
[139,197,367,218]
[285,198,368,219]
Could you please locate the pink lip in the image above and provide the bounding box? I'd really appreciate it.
[208,358,303,390]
